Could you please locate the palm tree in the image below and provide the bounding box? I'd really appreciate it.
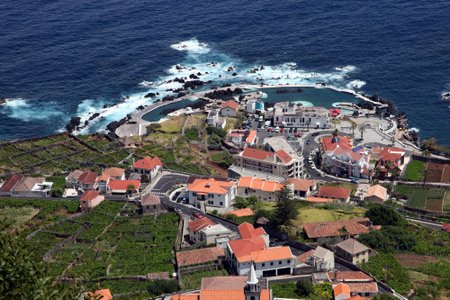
[127,184,136,196]
[306,119,311,131]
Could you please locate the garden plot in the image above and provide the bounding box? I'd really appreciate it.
[395,185,447,213]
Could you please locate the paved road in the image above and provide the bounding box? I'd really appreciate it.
[151,173,189,194]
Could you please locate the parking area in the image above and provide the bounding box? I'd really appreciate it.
[151,173,188,194]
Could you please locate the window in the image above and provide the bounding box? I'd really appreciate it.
[279,261,282,265]
[250,297,255,300]
[262,263,265,267]
[208,194,214,198]
[270,262,273,266]
[192,192,197,196]
[208,201,214,205]
[220,202,223,206]
[287,260,290,264]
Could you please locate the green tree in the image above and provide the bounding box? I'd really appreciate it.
[365,204,405,226]
[127,184,136,196]
[313,282,332,300]
[274,183,296,230]
[0,222,79,299]
[296,280,314,297]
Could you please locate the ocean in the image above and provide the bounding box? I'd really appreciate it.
[1,0,449,144]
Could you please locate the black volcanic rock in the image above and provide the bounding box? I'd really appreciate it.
[189,74,199,79]
[66,117,81,133]
[183,80,204,90]
[145,92,156,98]
[88,113,100,121]
[162,95,175,102]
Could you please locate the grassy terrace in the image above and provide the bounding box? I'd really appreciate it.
[1,198,180,297]
[0,133,129,177]
[393,184,449,213]
[403,159,426,181]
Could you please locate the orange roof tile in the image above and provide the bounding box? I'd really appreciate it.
[306,196,335,203]
[0,175,24,192]
[296,249,314,264]
[303,218,372,239]
[365,184,387,201]
[238,222,266,239]
[238,177,283,193]
[321,135,352,152]
[229,237,266,260]
[239,246,292,263]
[97,167,125,181]
[141,194,161,206]
[287,178,315,192]
[176,247,224,267]
[188,217,216,232]
[347,282,378,294]
[275,149,292,163]
[80,190,100,201]
[334,283,351,298]
[317,186,351,200]
[241,147,274,161]
[224,208,254,217]
[171,294,200,300]
[89,289,113,300]
[220,100,239,110]
[79,171,97,185]
[442,223,450,233]
[187,178,234,195]
[132,156,163,171]
[328,271,373,282]
[246,130,257,144]
[107,179,140,191]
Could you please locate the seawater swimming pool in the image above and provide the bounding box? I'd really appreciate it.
[142,86,361,122]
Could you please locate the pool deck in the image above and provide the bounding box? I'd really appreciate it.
[115,83,380,138]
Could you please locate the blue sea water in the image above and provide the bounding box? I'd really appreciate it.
[1,0,449,144]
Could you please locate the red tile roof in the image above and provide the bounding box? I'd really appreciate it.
[296,249,315,264]
[246,130,257,144]
[176,247,224,267]
[303,218,373,239]
[132,156,163,171]
[347,282,378,294]
[0,175,24,192]
[79,171,98,185]
[80,190,100,201]
[317,186,352,200]
[220,100,239,110]
[238,177,283,193]
[238,246,293,263]
[224,208,254,217]
[188,217,216,232]
[275,149,292,163]
[287,178,315,192]
[89,289,113,300]
[238,222,266,239]
[141,194,161,206]
[241,148,274,161]
[107,179,140,191]
[229,237,267,261]
[187,178,234,195]
[442,223,450,233]
[328,271,373,282]
[334,283,351,298]
[321,135,352,152]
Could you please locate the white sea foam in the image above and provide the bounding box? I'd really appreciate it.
[346,80,366,89]
[170,38,210,54]
[72,38,365,134]
[409,127,420,133]
[1,98,63,121]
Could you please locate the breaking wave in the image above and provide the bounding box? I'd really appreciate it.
[1,98,63,122]
[67,38,366,133]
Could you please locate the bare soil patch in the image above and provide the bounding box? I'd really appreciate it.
[395,254,437,268]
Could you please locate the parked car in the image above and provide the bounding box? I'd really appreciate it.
[275,127,280,133]
[306,140,311,145]
[312,132,320,137]
[193,212,204,219]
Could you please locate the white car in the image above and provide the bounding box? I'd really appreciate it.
[275,126,280,133]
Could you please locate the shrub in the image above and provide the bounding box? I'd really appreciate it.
[206,126,227,138]
[296,280,314,297]
[365,204,405,226]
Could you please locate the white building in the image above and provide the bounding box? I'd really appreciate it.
[206,109,226,128]
[273,102,330,129]
[310,246,335,271]
[220,100,239,117]
[187,217,233,246]
[187,177,236,209]
[227,222,294,278]
[131,156,163,181]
